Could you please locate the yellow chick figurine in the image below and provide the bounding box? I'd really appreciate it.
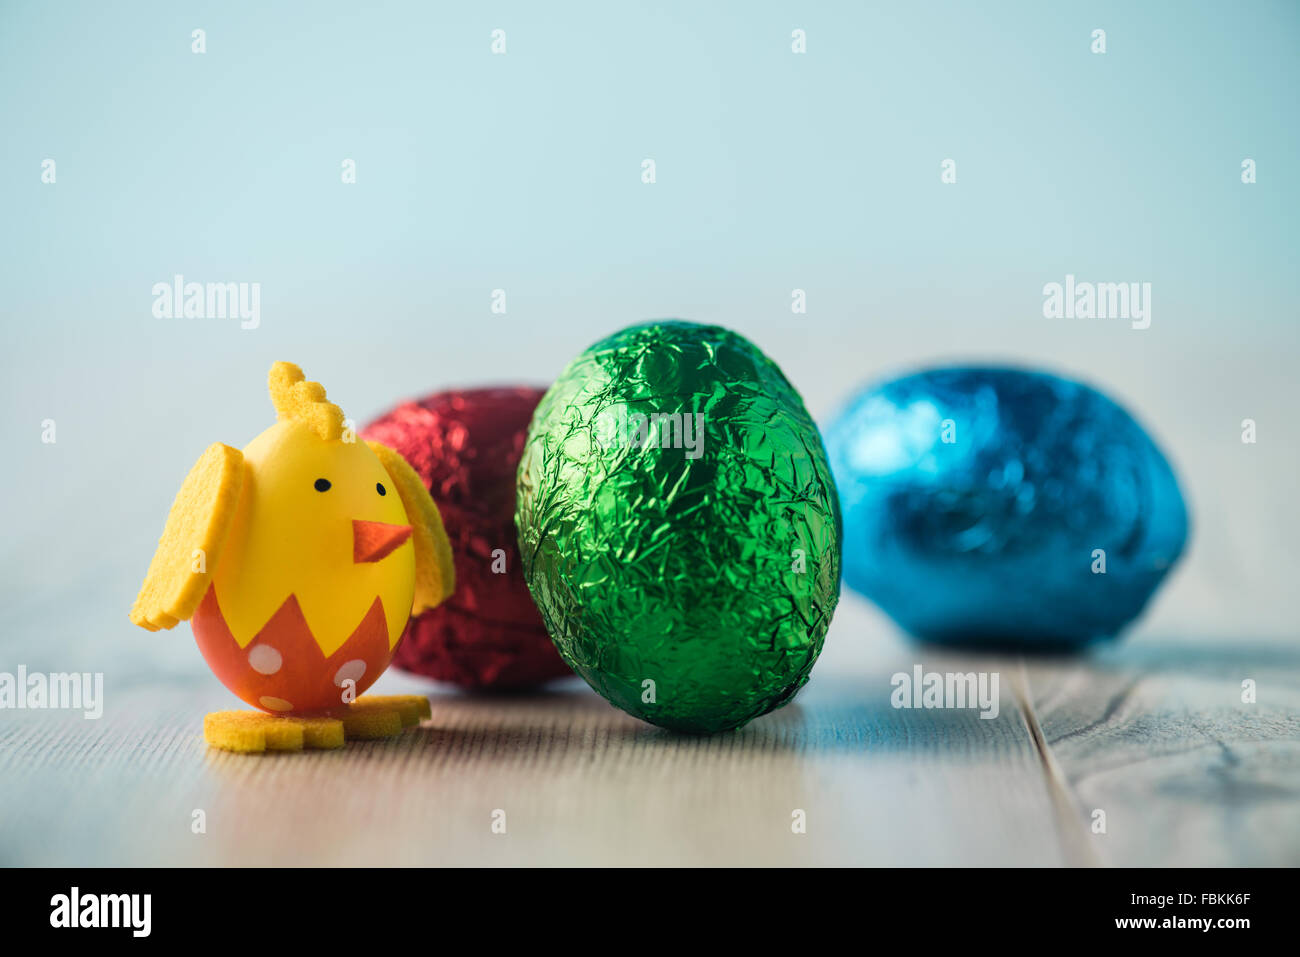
[130,362,455,751]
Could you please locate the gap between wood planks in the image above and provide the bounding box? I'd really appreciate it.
[1009,661,1103,867]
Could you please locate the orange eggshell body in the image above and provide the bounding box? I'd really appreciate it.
[192,586,406,713]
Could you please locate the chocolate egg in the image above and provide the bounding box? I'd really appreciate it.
[825,367,1189,649]
[362,388,573,690]
[516,321,842,733]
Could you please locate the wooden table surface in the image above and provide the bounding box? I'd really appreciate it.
[2,594,1296,867]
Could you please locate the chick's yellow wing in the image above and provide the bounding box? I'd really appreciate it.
[367,440,455,615]
[129,443,245,631]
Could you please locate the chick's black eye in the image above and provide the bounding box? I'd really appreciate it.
[376,482,387,496]
[314,478,331,492]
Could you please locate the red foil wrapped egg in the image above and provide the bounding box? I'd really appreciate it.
[361,387,572,690]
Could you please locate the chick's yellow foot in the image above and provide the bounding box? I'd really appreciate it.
[203,711,343,752]
[204,694,431,753]
[339,694,432,738]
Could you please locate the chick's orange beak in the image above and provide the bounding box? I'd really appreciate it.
[353,519,412,564]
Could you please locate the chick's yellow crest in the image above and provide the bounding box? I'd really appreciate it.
[130,362,454,716]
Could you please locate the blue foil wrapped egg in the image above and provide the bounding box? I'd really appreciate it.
[825,367,1189,649]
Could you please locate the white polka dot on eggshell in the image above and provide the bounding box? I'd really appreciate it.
[333,659,366,687]
[259,696,294,712]
[248,644,283,675]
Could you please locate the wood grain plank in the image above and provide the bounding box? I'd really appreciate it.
[0,609,1068,866]
[1022,636,1300,867]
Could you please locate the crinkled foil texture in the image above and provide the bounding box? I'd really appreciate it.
[825,367,1189,648]
[363,388,573,689]
[516,321,842,733]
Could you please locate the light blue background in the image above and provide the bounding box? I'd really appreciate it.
[1,1,1296,681]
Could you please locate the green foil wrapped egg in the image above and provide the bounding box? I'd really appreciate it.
[516,320,841,733]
